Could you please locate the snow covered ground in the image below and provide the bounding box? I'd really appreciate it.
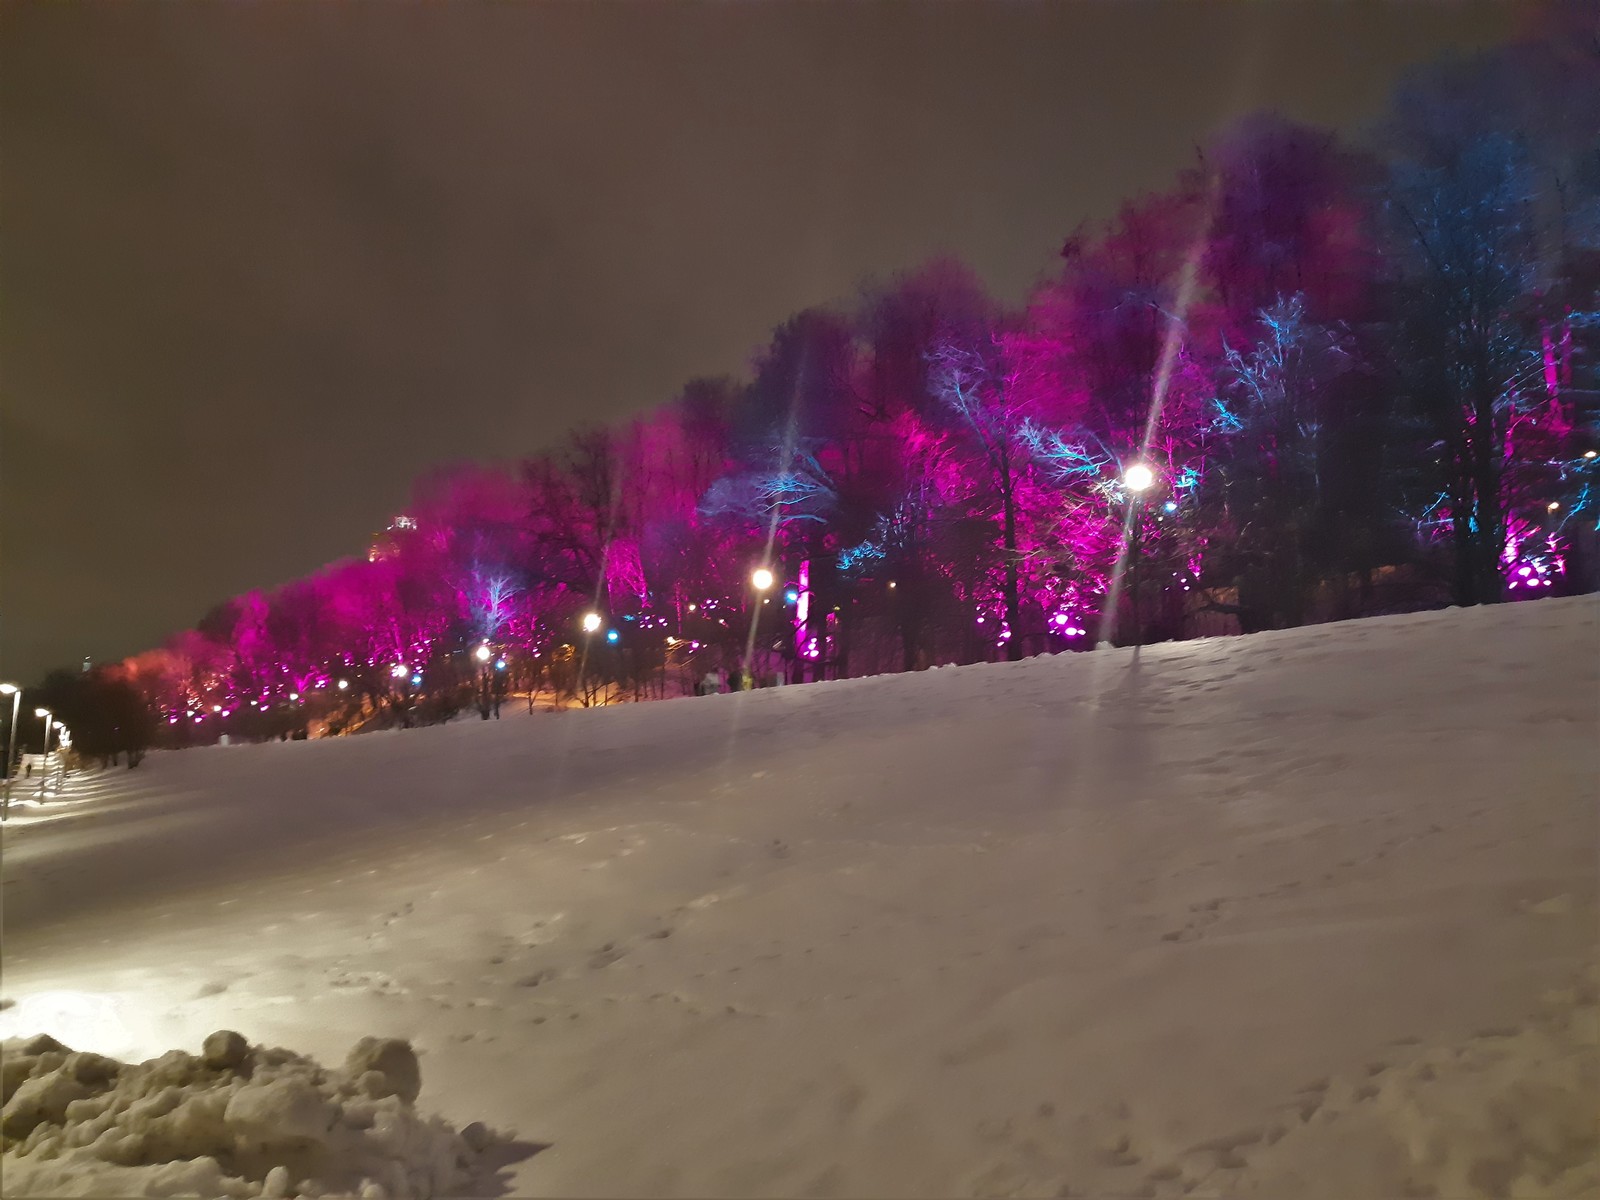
[4,597,1597,1198]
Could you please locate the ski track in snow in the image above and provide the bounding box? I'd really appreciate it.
[3,597,1597,1197]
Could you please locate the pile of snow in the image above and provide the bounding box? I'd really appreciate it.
[1,1030,497,1198]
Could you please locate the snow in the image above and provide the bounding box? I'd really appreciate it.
[3,597,1596,1198]
[2,1032,498,1198]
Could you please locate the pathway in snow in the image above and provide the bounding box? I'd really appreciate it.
[3,598,1596,1198]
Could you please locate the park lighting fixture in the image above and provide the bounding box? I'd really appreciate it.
[495,659,506,671]
[289,692,300,701]
[1547,501,1561,512]
[474,644,491,663]
[1124,462,1155,493]
[581,612,603,633]
[390,663,408,678]
[36,708,50,719]
[606,629,620,644]
[888,580,897,589]
[410,674,423,686]
[211,704,222,713]
[751,567,775,591]
[337,679,350,691]
[1587,450,1598,459]
[1163,500,1178,514]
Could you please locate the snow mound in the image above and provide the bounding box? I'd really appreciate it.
[1,1031,499,1198]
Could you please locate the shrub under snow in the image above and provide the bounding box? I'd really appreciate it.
[1,1030,498,1198]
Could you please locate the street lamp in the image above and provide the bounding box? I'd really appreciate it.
[581,612,602,634]
[1123,462,1156,647]
[34,708,53,799]
[0,683,19,819]
[474,644,492,663]
[751,567,775,592]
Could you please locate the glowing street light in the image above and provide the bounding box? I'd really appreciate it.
[34,708,54,799]
[474,644,492,663]
[1586,450,1598,459]
[1,682,20,819]
[1122,462,1156,648]
[751,567,775,592]
[337,679,350,691]
[1547,501,1561,512]
[390,663,408,678]
[1124,462,1155,493]
[581,612,603,634]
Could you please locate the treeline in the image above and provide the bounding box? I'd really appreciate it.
[58,18,1600,748]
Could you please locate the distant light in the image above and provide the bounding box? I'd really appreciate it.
[751,567,775,591]
[665,635,678,646]
[1547,501,1560,512]
[1519,565,1533,576]
[687,603,697,612]
[337,679,350,691]
[410,674,423,686]
[1586,450,1598,459]
[0,683,16,695]
[1163,500,1178,514]
[606,629,620,643]
[289,692,300,701]
[212,705,222,713]
[1124,462,1156,493]
[391,663,408,678]
[888,580,897,589]
[581,612,603,633]
[495,659,506,670]
[784,589,798,604]
[35,707,50,719]
[474,644,492,662]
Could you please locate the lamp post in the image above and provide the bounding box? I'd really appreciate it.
[34,707,53,798]
[747,568,776,688]
[0,683,19,820]
[1123,462,1156,647]
[474,643,493,719]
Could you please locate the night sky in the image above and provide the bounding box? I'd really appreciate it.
[1,2,1521,683]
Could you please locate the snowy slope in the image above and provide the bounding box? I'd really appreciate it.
[4,597,1597,1198]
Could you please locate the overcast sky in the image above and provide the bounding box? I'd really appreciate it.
[1,2,1522,682]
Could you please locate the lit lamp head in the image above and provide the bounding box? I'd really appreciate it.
[0,683,17,696]
[390,663,408,678]
[751,567,775,591]
[1124,462,1156,494]
[581,612,603,634]
[474,644,492,663]
[35,708,50,719]
[337,679,350,691]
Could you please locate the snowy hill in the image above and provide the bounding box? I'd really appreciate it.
[4,597,1597,1198]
